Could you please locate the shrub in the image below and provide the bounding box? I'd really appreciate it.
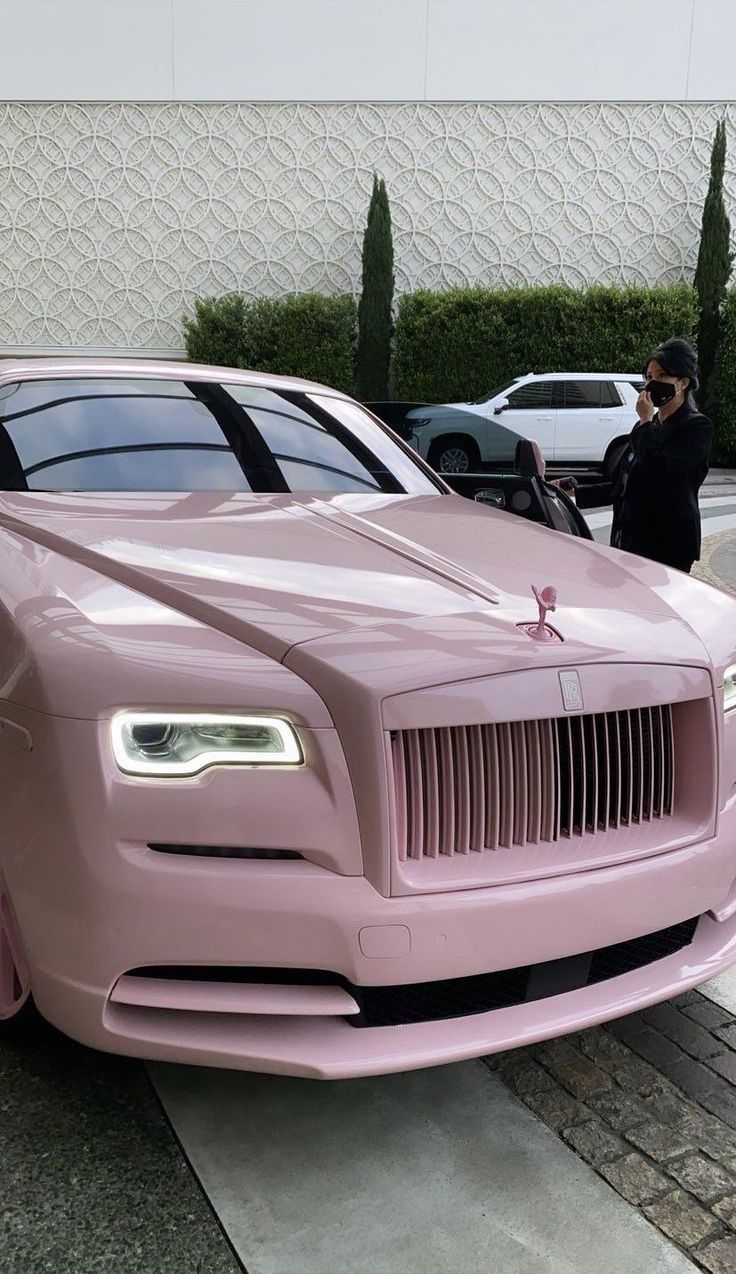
[394,285,699,402]
[183,293,356,393]
[183,294,249,369]
[356,175,394,400]
[715,287,736,465]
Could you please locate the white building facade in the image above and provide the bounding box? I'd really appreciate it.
[0,0,734,354]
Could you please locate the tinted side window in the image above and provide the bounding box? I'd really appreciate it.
[599,382,623,407]
[506,382,556,410]
[561,381,623,409]
[561,381,603,409]
[0,378,252,492]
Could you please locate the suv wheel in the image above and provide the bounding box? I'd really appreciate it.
[429,436,479,475]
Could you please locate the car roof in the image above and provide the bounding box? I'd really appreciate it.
[517,372,641,382]
[0,356,350,398]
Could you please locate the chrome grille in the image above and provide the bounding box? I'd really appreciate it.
[390,708,675,862]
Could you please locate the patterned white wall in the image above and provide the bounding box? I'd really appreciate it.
[0,101,733,353]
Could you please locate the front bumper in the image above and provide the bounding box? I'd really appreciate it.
[25,824,736,1079]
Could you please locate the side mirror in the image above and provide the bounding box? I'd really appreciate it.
[514,438,546,479]
[493,398,509,415]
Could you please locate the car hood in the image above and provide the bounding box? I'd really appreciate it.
[444,401,486,415]
[0,490,724,696]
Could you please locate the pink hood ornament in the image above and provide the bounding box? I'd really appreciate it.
[518,584,561,643]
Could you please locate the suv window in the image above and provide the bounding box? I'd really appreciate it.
[505,381,557,410]
[560,381,621,409]
[471,380,516,406]
[599,382,623,407]
[0,378,439,495]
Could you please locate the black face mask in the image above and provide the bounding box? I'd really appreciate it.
[645,378,680,408]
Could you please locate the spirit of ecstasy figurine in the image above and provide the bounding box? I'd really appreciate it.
[531,584,558,640]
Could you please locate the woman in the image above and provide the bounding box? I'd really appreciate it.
[575,338,712,573]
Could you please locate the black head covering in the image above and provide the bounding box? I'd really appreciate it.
[642,338,700,393]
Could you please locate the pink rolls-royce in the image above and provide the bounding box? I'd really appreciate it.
[1,358,736,1080]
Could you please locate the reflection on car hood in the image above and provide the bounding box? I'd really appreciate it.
[0,490,720,687]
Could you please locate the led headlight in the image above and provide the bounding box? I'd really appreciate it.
[725,665,736,714]
[111,713,302,776]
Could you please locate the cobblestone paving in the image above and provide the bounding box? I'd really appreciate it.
[488,992,736,1271]
[693,534,736,596]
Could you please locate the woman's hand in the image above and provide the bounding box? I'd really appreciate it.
[636,389,655,423]
[550,477,577,503]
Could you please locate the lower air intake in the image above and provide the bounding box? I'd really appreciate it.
[126,916,699,1028]
[347,917,698,1027]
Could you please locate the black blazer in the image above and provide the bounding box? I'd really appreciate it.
[577,399,712,568]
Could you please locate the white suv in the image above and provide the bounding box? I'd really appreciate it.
[412,373,644,473]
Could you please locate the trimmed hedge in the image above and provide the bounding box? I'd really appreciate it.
[183,294,248,369]
[715,287,736,465]
[183,293,356,394]
[183,285,717,422]
[393,285,699,402]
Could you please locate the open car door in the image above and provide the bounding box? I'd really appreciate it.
[366,403,592,540]
[443,439,593,540]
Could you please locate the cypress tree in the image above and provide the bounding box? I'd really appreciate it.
[356,174,394,400]
[694,118,734,419]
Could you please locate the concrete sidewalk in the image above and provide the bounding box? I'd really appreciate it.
[151,1059,696,1274]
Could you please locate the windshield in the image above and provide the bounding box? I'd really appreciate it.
[471,380,517,405]
[0,378,443,496]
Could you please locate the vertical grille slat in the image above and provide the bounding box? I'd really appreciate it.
[610,711,622,828]
[634,707,645,824]
[596,713,609,832]
[665,704,675,815]
[540,718,557,843]
[653,706,664,818]
[422,728,441,859]
[392,731,408,862]
[575,715,587,835]
[483,723,500,851]
[560,717,575,838]
[406,731,425,860]
[526,720,543,844]
[453,727,471,855]
[468,725,485,852]
[584,714,598,833]
[645,708,655,822]
[389,705,677,863]
[438,729,455,857]
[512,722,528,847]
[623,711,634,826]
[498,723,515,849]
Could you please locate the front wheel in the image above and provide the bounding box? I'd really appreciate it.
[428,435,480,475]
[0,875,32,1033]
